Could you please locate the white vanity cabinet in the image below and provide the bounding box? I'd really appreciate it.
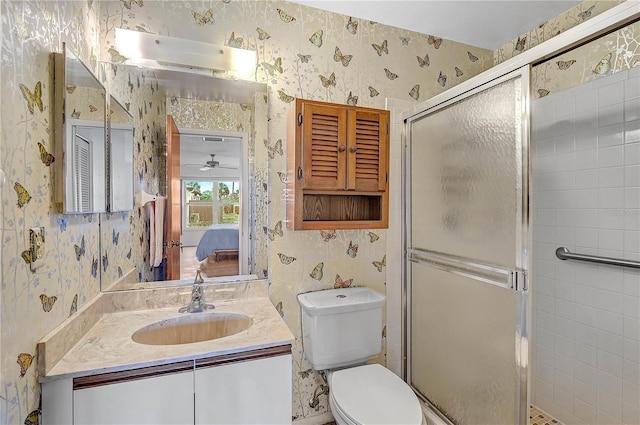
[74,364,194,425]
[195,350,292,424]
[42,346,292,425]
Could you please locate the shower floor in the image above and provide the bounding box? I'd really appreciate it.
[530,405,562,425]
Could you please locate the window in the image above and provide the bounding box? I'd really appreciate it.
[184,180,240,228]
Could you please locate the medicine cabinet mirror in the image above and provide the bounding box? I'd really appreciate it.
[53,42,107,213]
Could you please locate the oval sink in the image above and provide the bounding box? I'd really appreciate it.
[132,313,253,345]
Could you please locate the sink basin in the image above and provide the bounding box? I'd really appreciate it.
[132,313,253,345]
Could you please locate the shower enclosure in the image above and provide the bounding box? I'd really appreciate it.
[404,68,530,425]
[402,5,639,424]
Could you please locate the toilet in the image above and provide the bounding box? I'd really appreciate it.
[298,287,423,425]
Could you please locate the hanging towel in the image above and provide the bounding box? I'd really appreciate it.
[148,196,166,268]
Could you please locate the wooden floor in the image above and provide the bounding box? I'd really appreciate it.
[180,246,239,279]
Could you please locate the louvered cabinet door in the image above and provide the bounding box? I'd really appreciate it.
[301,102,348,190]
[287,98,389,230]
[347,110,389,192]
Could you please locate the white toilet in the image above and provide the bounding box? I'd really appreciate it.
[298,287,423,425]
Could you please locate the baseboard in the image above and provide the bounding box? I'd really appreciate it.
[293,412,335,425]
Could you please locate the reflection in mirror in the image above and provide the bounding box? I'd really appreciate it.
[179,130,248,280]
[54,42,107,213]
[108,95,134,212]
[100,64,268,291]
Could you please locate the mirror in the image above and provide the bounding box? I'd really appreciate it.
[54,42,107,213]
[108,95,134,212]
[100,63,268,291]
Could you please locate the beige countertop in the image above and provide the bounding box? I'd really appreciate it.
[38,279,294,382]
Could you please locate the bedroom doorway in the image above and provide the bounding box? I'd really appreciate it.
[175,127,249,280]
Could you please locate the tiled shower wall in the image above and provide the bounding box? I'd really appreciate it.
[531,67,640,425]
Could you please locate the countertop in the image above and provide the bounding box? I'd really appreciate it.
[38,279,294,382]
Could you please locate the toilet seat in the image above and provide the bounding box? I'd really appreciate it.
[329,364,423,425]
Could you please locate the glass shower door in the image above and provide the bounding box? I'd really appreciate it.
[405,68,530,425]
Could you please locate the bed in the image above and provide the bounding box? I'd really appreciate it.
[195,227,239,261]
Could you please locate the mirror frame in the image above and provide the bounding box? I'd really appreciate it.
[53,42,107,214]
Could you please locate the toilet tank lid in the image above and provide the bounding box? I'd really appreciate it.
[298,288,385,315]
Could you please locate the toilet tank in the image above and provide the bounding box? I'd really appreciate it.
[298,287,385,370]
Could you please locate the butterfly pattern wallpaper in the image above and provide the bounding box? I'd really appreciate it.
[494,0,622,64]
[1,2,103,424]
[493,0,639,99]
[170,97,252,132]
[65,85,106,123]
[1,0,638,424]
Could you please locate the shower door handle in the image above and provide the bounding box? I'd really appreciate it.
[408,248,525,291]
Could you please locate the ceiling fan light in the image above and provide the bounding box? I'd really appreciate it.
[199,166,210,171]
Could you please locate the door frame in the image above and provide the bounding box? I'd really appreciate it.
[177,127,249,276]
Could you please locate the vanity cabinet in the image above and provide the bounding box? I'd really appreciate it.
[195,350,292,424]
[287,98,390,230]
[74,363,194,425]
[42,346,292,425]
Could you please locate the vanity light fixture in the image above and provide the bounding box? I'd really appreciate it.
[114,28,257,77]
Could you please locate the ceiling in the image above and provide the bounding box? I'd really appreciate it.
[180,134,241,177]
[289,1,582,50]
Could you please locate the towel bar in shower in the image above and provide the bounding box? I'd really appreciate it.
[555,247,640,269]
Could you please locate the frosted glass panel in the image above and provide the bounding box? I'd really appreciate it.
[410,77,522,268]
[410,263,517,425]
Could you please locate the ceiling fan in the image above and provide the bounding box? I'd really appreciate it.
[195,154,237,171]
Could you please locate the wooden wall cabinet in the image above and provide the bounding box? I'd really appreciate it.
[287,98,390,230]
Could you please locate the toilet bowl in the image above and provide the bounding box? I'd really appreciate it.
[328,364,423,425]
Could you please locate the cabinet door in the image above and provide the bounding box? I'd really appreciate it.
[194,354,292,424]
[347,109,389,192]
[74,370,194,425]
[301,101,348,191]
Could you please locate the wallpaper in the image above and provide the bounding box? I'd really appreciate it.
[531,21,640,99]
[493,0,623,64]
[170,98,252,132]
[494,0,639,100]
[64,86,106,124]
[2,0,634,424]
[0,1,102,424]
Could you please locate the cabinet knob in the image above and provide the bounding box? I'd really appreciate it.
[338,145,346,152]
[350,146,357,153]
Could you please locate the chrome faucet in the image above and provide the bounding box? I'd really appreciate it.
[179,270,215,313]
